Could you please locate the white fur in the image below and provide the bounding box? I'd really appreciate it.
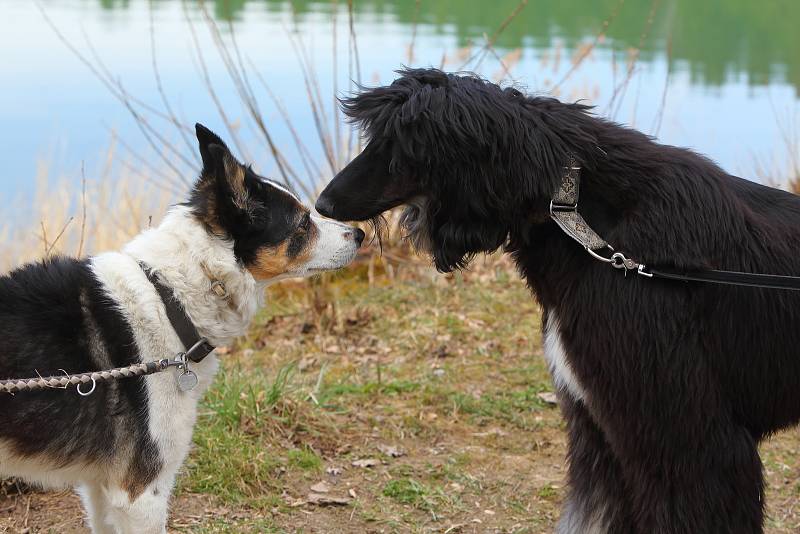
[557,496,610,534]
[306,214,361,272]
[1,205,359,533]
[543,312,587,403]
[264,213,362,284]
[0,441,106,490]
[263,177,300,202]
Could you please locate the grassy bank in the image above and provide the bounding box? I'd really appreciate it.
[3,256,800,533]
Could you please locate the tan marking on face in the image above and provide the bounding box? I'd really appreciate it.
[246,224,319,281]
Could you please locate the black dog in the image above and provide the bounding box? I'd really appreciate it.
[316,68,800,533]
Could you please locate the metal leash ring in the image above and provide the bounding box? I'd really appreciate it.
[77,377,97,397]
[611,252,639,271]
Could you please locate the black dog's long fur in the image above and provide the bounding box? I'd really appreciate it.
[316,68,800,533]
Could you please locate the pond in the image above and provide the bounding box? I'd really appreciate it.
[1,0,798,202]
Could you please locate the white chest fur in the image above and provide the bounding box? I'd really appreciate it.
[543,312,587,403]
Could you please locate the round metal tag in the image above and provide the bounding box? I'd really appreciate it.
[177,370,199,392]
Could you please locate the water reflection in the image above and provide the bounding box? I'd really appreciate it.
[1,0,797,200]
[93,0,800,92]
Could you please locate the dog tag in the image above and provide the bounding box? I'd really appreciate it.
[177,370,199,392]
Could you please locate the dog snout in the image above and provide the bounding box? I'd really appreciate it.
[349,227,365,247]
[315,195,335,218]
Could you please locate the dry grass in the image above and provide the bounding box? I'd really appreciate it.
[2,2,799,532]
[2,260,800,533]
[0,149,176,272]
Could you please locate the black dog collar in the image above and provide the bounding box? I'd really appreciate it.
[139,262,215,363]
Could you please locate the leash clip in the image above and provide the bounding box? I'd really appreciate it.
[611,252,639,273]
[609,252,653,279]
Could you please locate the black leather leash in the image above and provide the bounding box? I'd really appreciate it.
[646,268,800,291]
[139,263,215,363]
[551,159,800,291]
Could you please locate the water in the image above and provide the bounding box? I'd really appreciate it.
[1,0,798,202]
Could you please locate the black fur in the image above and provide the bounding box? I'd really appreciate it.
[0,124,313,504]
[0,257,161,483]
[189,123,309,266]
[316,68,800,533]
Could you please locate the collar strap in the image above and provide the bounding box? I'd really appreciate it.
[139,262,215,363]
[549,158,800,289]
[550,157,611,252]
[549,158,649,276]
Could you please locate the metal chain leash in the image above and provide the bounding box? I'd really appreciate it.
[0,356,187,396]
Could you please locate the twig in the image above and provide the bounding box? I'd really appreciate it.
[347,0,361,86]
[77,165,88,257]
[608,0,660,119]
[484,39,517,82]
[107,126,187,191]
[408,0,421,64]
[458,0,528,71]
[552,0,626,91]
[651,32,673,136]
[197,0,305,189]
[23,495,30,527]
[82,31,196,182]
[35,1,183,127]
[40,221,49,258]
[286,28,338,176]
[148,0,198,160]
[182,0,251,162]
[247,60,321,193]
[332,0,340,168]
[46,217,74,256]
[36,1,195,188]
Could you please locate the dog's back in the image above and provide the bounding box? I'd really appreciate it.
[0,256,157,489]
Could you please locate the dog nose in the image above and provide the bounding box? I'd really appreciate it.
[352,228,365,246]
[315,196,335,218]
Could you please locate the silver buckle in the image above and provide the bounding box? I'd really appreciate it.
[549,200,578,214]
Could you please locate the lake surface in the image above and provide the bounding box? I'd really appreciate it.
[2,0,798,202]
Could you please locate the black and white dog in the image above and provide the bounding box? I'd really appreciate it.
[316,68,800,533]
[0,124,363,533]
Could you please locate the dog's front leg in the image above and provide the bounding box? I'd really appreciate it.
[78,482,116,534]
[558,395,637,534]
[104,475,173,534]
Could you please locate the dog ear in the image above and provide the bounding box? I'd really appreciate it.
[190,124,252,232]
[195,123,228,168]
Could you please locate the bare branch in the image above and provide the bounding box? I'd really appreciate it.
[608,0,660,119]
[458,0,528,72]
[77,165,88,258]
[148,0,199,160]
[46,217,74,256]
[552,0,626,91]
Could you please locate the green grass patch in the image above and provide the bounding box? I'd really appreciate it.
[178,363,300,504]
[320,379,421,401]
[287,446,322,471]
[537,483,558,500]
[382,478,431,507]
[175,517,281,533]
[450,386,549,430]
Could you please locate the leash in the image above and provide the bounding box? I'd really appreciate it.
[0,349,201,396]
[550,159,800,291]
[0,262,218,396]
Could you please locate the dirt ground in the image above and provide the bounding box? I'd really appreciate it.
[2,262,800,533]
